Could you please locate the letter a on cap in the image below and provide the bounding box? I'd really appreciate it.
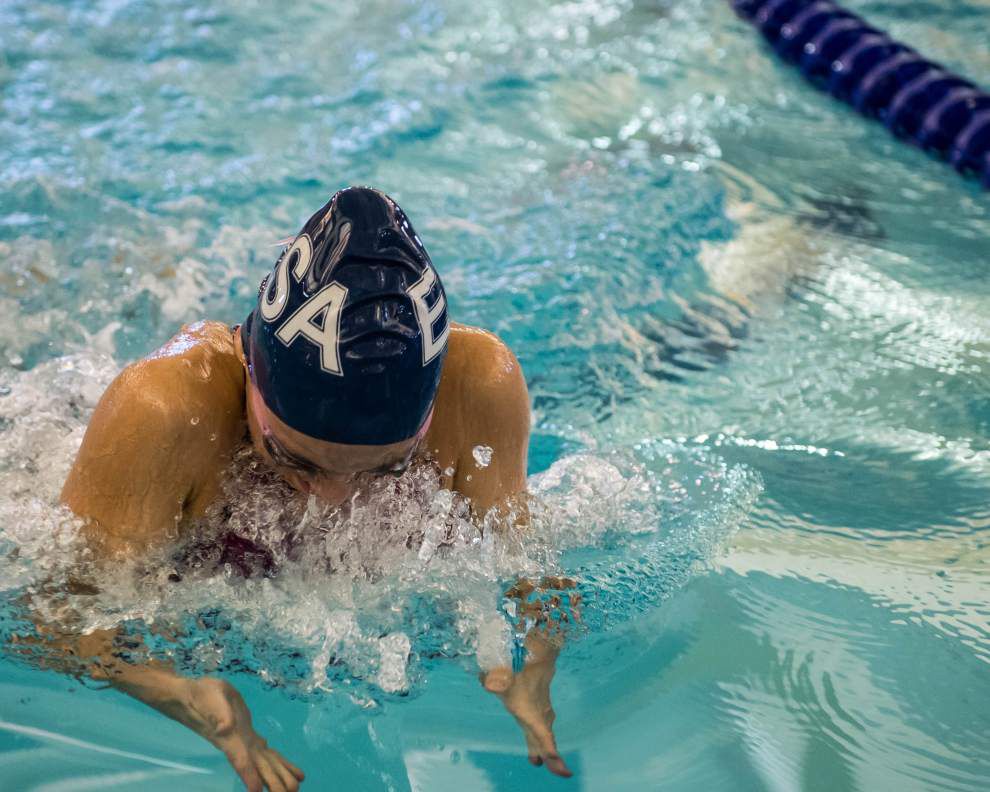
[275,283,349,375]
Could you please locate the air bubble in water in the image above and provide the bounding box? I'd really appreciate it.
[472,445,493,468]
[190,416,200,426]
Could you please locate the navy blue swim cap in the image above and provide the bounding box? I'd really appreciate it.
[242,186,449,445]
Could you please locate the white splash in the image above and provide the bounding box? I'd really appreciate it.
[0,351,760,703]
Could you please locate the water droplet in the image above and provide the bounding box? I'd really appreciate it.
[472,445,493,468]
[190,416,200,426]
[443,466,455,477]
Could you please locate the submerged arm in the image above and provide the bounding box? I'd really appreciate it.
[24,623,300,792]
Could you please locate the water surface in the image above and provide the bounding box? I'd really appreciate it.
[1,0,988,789]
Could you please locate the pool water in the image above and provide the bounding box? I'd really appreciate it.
[1,0,989,789]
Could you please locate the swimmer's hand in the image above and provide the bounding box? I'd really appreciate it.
[481,633,572,778]
[178,677,305,792]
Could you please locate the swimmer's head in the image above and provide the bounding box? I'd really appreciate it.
[241,186,449,447]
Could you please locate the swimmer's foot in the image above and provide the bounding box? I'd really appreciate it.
[481,635,573,778]
[180,677,305,792]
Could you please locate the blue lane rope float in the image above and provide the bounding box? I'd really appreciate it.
[731,0,990,187]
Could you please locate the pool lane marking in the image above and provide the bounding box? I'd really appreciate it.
[0,719,211,775]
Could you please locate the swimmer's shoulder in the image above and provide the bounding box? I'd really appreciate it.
[137,320,245,411]
[443,322,524,390]
[62,321,247,551]
[110,320,245,439]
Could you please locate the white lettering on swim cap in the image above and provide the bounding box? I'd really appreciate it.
[275,282,348,375]
[260,251,290,322]
[406,266,449,366]
[290,234,314,281]
[260,234,313,322]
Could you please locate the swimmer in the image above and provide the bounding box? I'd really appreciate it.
[57,187,572,790]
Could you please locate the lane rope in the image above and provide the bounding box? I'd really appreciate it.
[732,0,990,187]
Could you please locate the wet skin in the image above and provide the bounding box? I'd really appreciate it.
[58,319,571,790]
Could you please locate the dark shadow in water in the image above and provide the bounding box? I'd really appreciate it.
[802,731,858,792]
[797,186,886,242]
[632,184,888,392]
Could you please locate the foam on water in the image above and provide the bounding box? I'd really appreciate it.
[0,350,761,705]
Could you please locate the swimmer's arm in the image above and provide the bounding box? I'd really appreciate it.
[23,624,302,792]
[451,344,573,776]
[60,359,230,554]
[451,343,530,521]
[55,362,300,789]
[27,549,304,789]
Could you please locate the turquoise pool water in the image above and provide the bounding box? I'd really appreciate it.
[1,0,989,789]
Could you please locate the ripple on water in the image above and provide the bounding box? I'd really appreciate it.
[717,573,990,792]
